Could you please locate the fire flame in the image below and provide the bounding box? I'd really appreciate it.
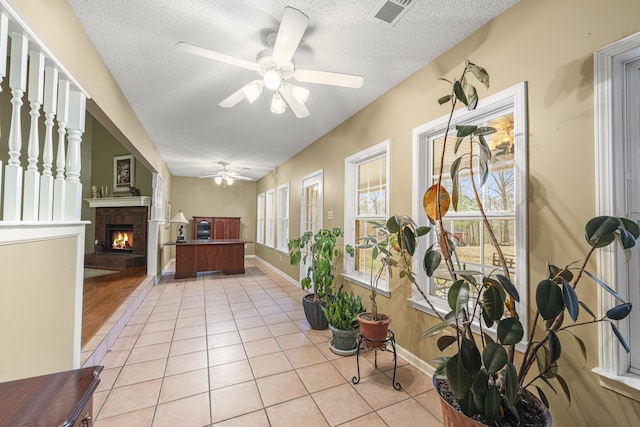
[112,231,134,249]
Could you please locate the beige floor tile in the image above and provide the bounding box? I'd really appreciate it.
[210,381,263,423]
[209,359,255,389]
[136,329,174,347]
[361,349,408,372]
[230,301,254,311]
[275,332,313,350]
[94,407,154,427]
[233,307,260,319]
[249,352,293,378]
[147,310,179,323]
[278,303,300,312]
[98,379,161,419]
[414,390,444,422]
[252,298,278,308]
[173,324,207,341]
[176,315,206,328]
[337,412,387,427]
[127,342,171,364]
[284,345,327,369]
[296,361,348,393]
[262,312,292,325]
[312,384,372,426]
[332,355,375,381]
[125,314,149,325]
[92,390,109,416]
[178,307,205,318]
[376,397,443,426]
[208,331,242,349]
[212,410,270,427]
[265,395,329,427]
[286,309,306,321]
[268,321,302,337]
[118,323,144,337]
[239,326,272,342]
[256,305,283,315]
[101,348,131,368]
[169,336,207,356]
[295,319,313,331]
[165,350,208,376]
[243,337,281,358]
[207,319,238,334]
[208,343,247,366]
[316,342,344,361]
[256,370,308,407]
[384,364,431,396]
[351,372,410,410]
[305,329,332,344]
[206,304,232,315]
[114,358,167,388]
[154,392,211,427]
[159,368,209,403]
[235,315,266,330]
[141,319,176,334]
[95,367,121,392]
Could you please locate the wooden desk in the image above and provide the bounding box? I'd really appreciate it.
[0,365,102,426]
[166,239,246,278]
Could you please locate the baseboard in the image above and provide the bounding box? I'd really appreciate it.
[396,343,436,378]
[254,256,300,287]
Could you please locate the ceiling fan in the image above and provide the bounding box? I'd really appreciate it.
[199,162,251,186]
[176,6,364,118]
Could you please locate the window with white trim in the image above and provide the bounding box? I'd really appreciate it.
[256,192,265,245]
[277,183,290,252]
[344,140,390,292]
[594,32,640,397]
[265,189,275,247]
[410,83,528,345]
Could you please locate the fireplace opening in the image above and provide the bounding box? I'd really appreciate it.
[108,225,134,252]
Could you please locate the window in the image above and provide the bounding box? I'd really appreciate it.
[277,183,290,252]
[265,189,275,247]
[410,82,528,345]
[344,141,390,293]
[256,192,265,245]
[300,170,323,279]
[594,32,640,397]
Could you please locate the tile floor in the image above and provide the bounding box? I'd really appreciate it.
[93,259,444,426]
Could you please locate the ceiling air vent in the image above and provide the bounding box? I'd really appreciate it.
[372,0,418,26]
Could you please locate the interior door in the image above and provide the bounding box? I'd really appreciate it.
[300,170,323,281]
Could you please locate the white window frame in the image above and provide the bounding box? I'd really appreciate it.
[277,182,290,253]
[593,31,640,399]
[256,192,265,245]
[265,189,275,247]
[300,170,323,280]
[410,82,528,350]
[343,140,391,295]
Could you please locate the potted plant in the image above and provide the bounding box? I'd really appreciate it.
[322,288,366,355]
[288,228,353,330]
[392,61,639,426]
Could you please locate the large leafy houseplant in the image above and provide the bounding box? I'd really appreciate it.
[322,288,366,330]
[394,61,640,426]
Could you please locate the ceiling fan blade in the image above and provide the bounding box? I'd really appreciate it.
[230,175,252,181]
[272,7,309,66]
[295,69,364,88]
[198,174,220,179]
[280,85,310,119]
[175,41,258,71]
[219,87,247,108]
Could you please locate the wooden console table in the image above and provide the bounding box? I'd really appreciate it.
[166,239,247,278]
[0,365,103,426]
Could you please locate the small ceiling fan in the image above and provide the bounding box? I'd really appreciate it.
[199,162,251,186]
[176,6,364,118]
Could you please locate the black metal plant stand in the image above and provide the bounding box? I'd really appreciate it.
[352,329,401,390]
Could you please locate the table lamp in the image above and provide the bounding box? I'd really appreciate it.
[171,210,188,243]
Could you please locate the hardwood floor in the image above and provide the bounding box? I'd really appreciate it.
[82,267,148,346]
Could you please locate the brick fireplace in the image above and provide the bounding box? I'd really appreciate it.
[85,205,148,269]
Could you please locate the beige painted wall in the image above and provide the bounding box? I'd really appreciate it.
[256,0,640,425]
[170,177,257,256]
[0,237,78,382]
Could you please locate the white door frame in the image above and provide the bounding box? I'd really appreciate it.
[300,169,323,280]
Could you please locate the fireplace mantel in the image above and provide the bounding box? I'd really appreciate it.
[85,196,151,208]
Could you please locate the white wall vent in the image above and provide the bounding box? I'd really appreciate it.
[372,0,418,26]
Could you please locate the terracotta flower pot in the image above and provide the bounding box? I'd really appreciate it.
[432,376,552,427]
[357,312,391,348]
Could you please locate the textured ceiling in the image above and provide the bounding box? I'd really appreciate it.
[67,0,518,180]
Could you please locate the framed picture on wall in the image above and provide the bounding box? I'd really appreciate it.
[165,201,171,229]
[114,154,135,192]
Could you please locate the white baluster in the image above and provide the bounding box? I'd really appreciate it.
[64,90,86,221]
[39,66,59,221]
[0,12,9,212]
[53,79,70,221]
[3,32,28,221]
[23,50,45,221]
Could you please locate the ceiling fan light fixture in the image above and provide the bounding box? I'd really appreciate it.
[214,176,222,185]
[226,177,234,185]
[263,69,282,91]
[242,82,262,103]
[290,85,309,104]
[271,93,287,114]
